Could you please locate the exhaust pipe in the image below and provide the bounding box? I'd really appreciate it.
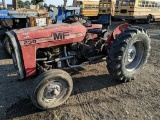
[2,0,7,9]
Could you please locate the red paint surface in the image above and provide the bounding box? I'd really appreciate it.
[13,22,87,77]
[13,22,130,78]
[106,23,131,45]
[87,24,102,30]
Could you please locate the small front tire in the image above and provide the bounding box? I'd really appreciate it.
[31,69,73,110]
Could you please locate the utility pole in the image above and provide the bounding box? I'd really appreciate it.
[64,0,67,7]
[12,0,18,10]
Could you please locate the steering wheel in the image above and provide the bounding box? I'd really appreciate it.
[62,15,92,27]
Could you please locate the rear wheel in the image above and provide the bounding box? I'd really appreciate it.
[31,69,73,110]
[145,15,152,24]
[107,26,151,82]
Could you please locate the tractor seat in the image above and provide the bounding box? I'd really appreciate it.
[87,28,107,34]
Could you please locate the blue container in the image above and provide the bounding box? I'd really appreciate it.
[57,7,80,23]
[0,9,11,19]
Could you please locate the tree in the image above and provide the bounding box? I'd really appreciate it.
[44,3,48,7]
[18,0,25,8]
[31,0,46,5]
[25,0,31,6]
[31,0,36,5]
[49,4,56,7]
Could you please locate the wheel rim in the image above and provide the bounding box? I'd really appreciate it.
[127,45,136,63]
[42,81,67,103]
[125,41,145,72]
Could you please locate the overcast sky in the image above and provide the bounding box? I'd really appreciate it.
[4,0,73,6]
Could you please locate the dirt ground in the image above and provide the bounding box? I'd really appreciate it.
[0,21,160,120]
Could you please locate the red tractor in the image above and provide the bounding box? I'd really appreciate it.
[4,16,150,110]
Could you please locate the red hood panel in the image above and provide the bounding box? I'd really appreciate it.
[13,22,85,41]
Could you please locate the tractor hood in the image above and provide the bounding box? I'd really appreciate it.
[12,22,87,46]
[6,22,87,78]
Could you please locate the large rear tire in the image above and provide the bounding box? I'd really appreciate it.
[31,69,73,110]
[107,26,151,82]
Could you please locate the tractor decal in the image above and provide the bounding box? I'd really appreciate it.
[24,40,37,46]
[53,31,70,40]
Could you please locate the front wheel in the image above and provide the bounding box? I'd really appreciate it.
[107,26,151,82]
[31,69,73,110]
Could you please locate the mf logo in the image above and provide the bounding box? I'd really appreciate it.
[53,31,70,40]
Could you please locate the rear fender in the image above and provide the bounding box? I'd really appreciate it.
[106,23,131,46]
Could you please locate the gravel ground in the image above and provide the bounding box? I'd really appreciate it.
[0,21,160,120]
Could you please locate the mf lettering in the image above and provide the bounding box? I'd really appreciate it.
[53,32,69,40]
